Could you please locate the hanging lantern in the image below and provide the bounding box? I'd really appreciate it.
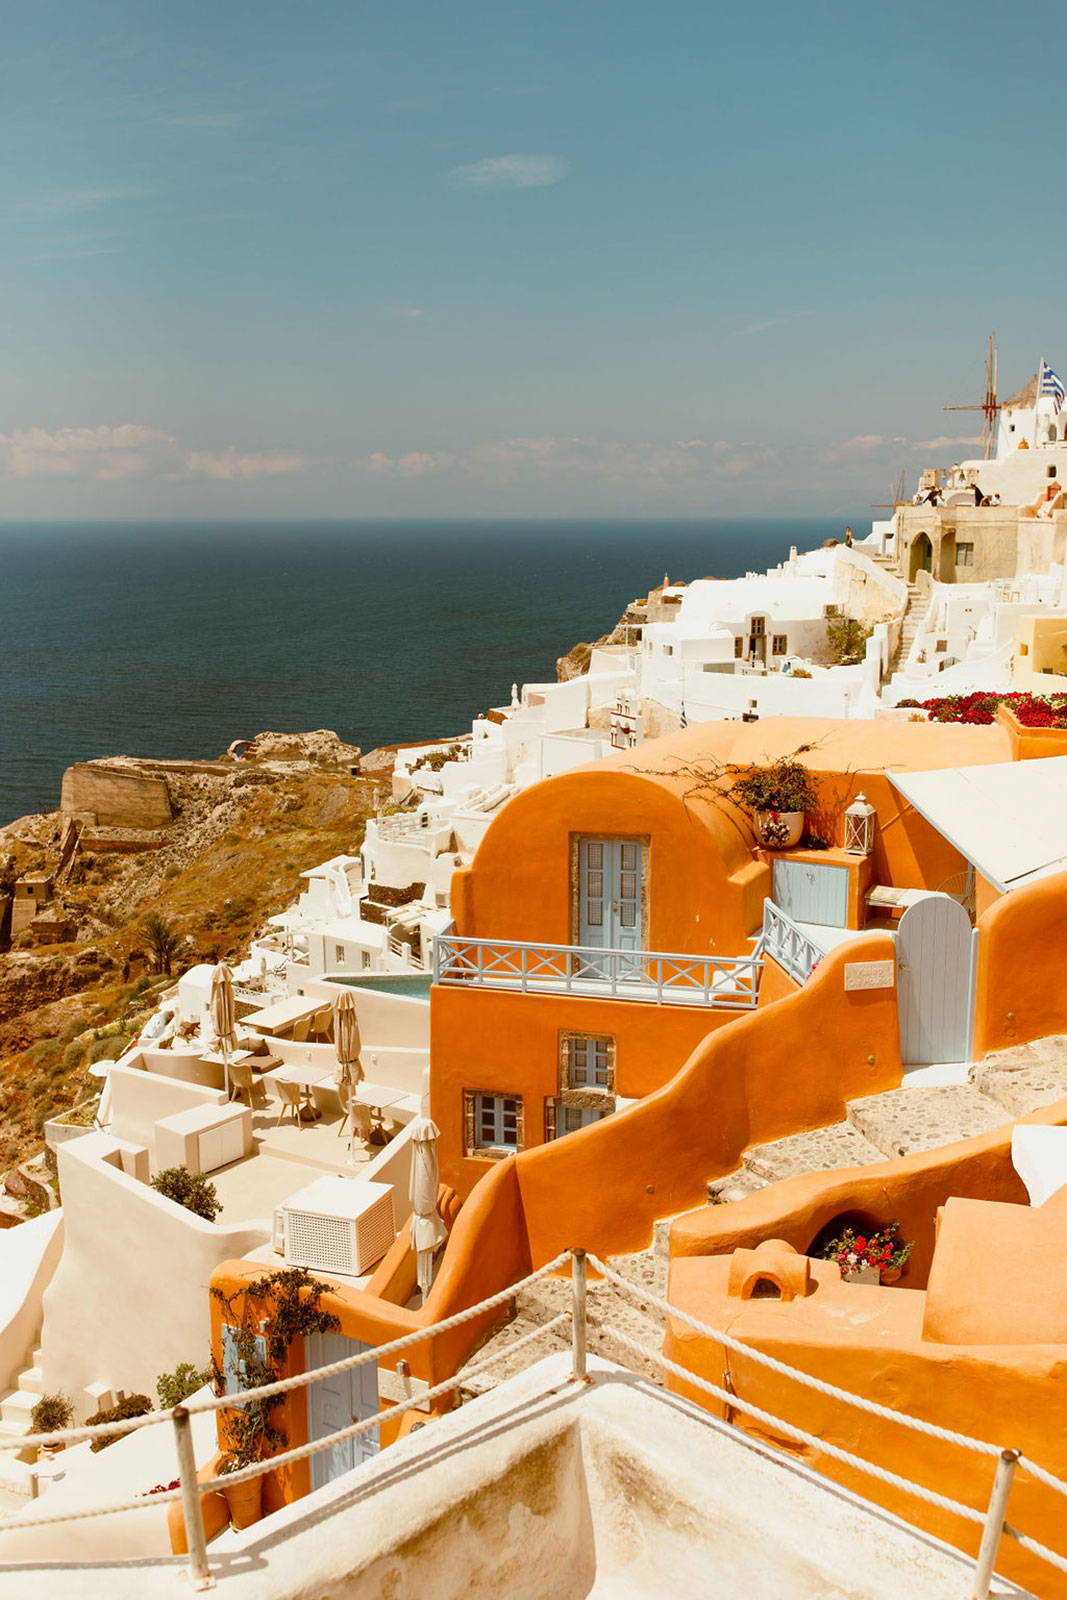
[843,793,877,855]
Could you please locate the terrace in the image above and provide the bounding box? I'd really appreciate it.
[432,923,762,1009]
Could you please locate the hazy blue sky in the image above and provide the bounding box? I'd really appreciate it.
[3,0,1064,518]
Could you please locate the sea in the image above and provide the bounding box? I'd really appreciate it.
[0,517,861,825]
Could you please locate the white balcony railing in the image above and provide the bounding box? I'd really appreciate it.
[761,900,823,985]
[433,925,760,1009]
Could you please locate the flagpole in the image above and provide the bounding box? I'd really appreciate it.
[1035,358,1044,448]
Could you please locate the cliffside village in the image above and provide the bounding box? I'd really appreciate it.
[5,366,1067,1596]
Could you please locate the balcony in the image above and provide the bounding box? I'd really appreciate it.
[432,925,760,1009]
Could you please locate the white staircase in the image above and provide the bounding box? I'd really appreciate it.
[0,1340,44,1463]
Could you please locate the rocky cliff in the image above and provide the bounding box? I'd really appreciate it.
[0,732,377,1191]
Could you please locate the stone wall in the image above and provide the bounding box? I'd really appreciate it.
[59,763,174,829]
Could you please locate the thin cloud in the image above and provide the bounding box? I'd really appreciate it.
[734,312,814,337]
[909,434,981,452]
[184,448,312,481]
[355,435,776,485]
[22,185,151,221]
[0,425,173,480]
[448,155,569,190]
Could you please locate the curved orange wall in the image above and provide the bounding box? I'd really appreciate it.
[663,1263,1067,1600]
[512,934,901,1266]
[974,869,1067,1056]
[668,1101,1059,1286]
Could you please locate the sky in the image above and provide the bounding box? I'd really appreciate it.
[3,0,1066,520]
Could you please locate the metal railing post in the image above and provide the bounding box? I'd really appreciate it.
[971,1448,1019,1600]
[570,1249,588,1383]
[173,1404,214,1591]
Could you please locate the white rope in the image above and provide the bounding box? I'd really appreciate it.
[1015,1452,1067,1500]
[586,1255,1000,1460]
[0,1313,570,1532]
[0,1252,571,1455]
[603,1323,984,1527]
[1006,1526,1067,1578]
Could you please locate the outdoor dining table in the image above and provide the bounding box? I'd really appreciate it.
[263,1061,335,1122]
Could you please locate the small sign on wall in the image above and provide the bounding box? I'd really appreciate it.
[844,960,895,991]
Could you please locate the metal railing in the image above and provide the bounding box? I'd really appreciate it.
[1,1250,1066,1596]
[761,901,823,985]
[432,925,761,1008]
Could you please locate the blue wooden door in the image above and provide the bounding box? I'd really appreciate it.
[897,894,976,1065]
[577,839,643,968]
[306,1330,379,1491]
[772,859,849,927]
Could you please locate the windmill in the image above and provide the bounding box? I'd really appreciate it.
[943,333,1000,459]
[870,469,907,510]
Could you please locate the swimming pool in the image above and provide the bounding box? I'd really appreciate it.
[328,973,433,1001]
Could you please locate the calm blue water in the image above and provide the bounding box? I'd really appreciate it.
[0,518,858,823]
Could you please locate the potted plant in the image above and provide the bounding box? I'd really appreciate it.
[732,759,818,850]
[31,1392,74,1457]
[818,1222,914,1285]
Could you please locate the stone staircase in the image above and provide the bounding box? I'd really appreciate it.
[710,1034,1067,1202]
[457,1222,673,1399]
[457,1035,1067,1399]
[888,581,926,676]
[0,1338,44,1465]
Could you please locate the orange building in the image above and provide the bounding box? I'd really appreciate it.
[194,710,1067,1550]
[432,715,1007,1195]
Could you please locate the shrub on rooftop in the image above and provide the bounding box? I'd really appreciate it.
[156,1361,213,1410]
[87,1394,154,1452]
[151,1166,222,1223]
[30,1393,74,1436]
[732,759,818,816]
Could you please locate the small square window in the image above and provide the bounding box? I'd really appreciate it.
[465,1091,523,1158]
[772,635,788,655]
[956,543,974,567]
[562,1033,614,1090]
[334,944,346,965]
[361,951,372,969]
[750,617,766,636]
[547,1101,612,1140]
[733,637,744,659]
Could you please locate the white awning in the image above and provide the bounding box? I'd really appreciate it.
[889,756,1067,893]
[240,995,321,1032]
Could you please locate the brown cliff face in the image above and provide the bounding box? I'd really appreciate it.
[0,735,380,1179]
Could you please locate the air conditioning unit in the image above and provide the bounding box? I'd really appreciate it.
[274,1177,395,1277]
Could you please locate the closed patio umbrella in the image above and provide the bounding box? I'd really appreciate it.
[332,990,364,1088]
[209,963,238,1096]
[409,1116,447,1297]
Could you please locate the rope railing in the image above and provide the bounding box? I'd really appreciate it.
[5,1246,1067,1600]
[583,1250,1067,1600]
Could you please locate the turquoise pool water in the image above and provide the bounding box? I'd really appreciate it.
[330,974,433,1001]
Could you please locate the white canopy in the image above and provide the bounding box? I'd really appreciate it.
[889,755,1067,893]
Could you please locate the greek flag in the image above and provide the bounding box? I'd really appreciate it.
[1041,361,1065,412]
[680,700,688,729]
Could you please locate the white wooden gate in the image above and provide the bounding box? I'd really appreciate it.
[896,893,977,1065]
[306,1330,379,1492]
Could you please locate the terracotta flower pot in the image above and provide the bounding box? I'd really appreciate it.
[755,810,805,849]
[220,1472,263,1530]
[880,1266,902,1285]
